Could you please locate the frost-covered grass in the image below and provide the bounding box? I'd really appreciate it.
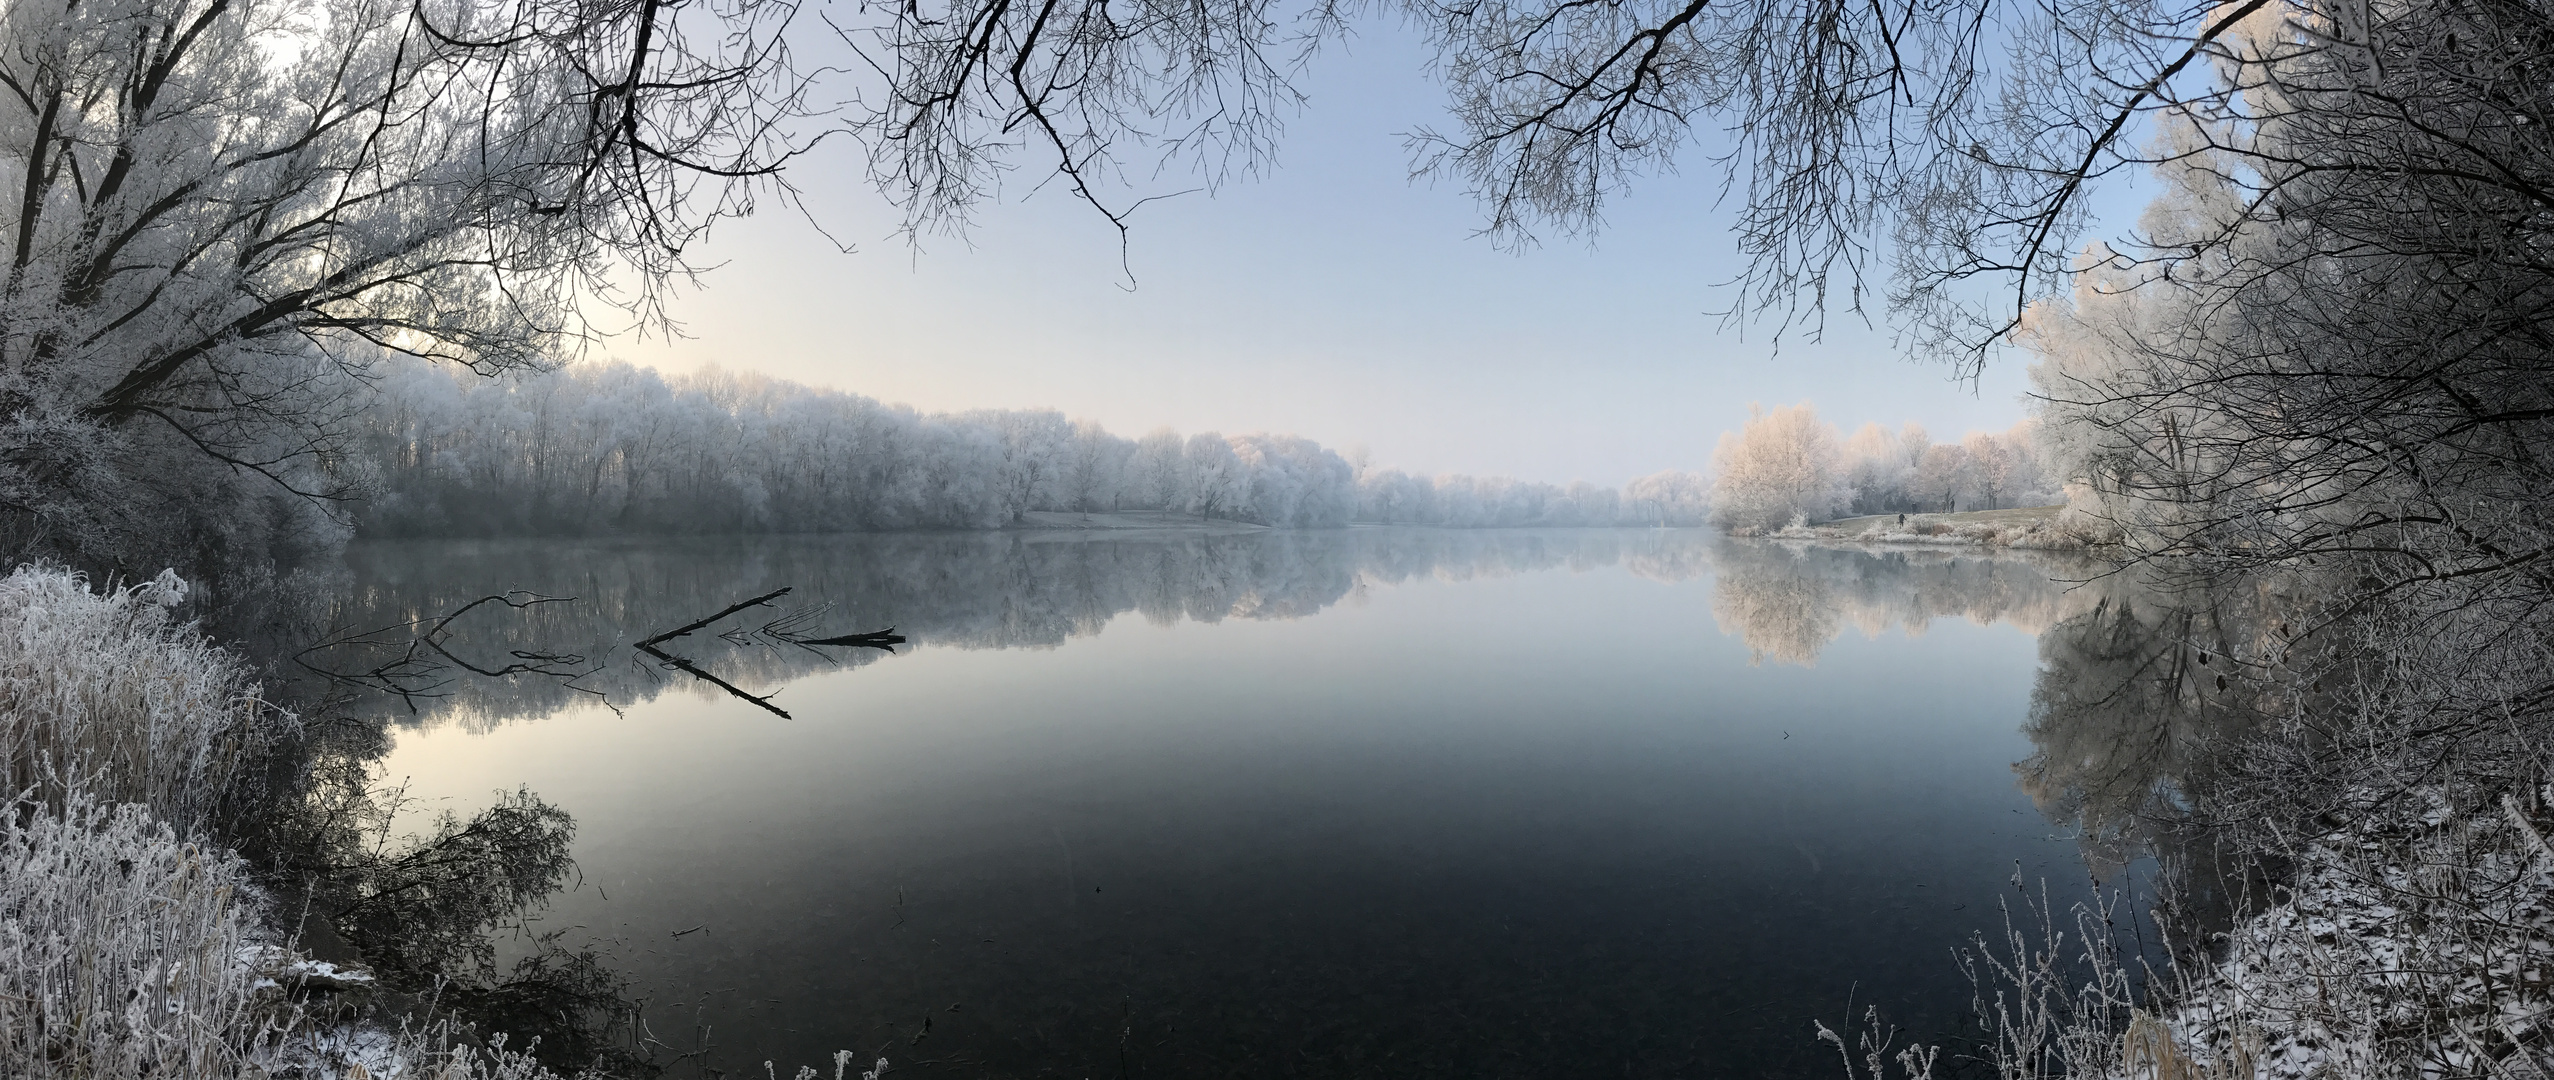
[0,789,289,1078]
[0,563,879,1078]
[0,787,451,1079]
[0,564,280,835]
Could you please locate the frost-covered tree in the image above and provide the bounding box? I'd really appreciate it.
[1622,469,1711,526]
[1062,420,1134,512]
[1993,420,2061,508]
[0,0,811,575]
[1833,421,2056,515]
[2018,0,2553,581]
[1128,428,1188,512]
[1908,444,1969,514]
[1182,432,1245,520]
[1707,402,1848,530]
[972,410,1073,521]
[1958,431,2016,511]
[1839,423,1924,514]
[1230,434,1355,527]
[1355,468,1435,524]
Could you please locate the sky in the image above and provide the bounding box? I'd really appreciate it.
[617,19,2051,487]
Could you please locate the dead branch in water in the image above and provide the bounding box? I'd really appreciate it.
[797,629,905,649]
[636,588,907,717]
[637,588,794,650]
[296,592,600,713]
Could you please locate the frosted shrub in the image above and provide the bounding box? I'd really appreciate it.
[0,788,632,1080]
[0,564,280,834]
[0,791,285,1078]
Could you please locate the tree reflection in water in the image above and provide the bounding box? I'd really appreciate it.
[1702,539,2079,667]
[309,530,2332,1072]
[315,529,1736,729]
[327,531,2265,882]
[1702,540,2282,923]
[2017,576,2279,857]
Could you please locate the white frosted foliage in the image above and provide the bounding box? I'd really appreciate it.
[0,565,279,835]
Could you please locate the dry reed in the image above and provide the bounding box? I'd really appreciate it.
[0,565,281,834]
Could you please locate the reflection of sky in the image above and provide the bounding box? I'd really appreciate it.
[380,540,2080,1077]
[611,18,2080,487]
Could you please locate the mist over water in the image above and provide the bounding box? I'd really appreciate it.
[351,531,2105,1077]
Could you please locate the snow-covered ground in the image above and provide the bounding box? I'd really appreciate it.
[1755,505,2098,549]
[2144,786,2554,1078]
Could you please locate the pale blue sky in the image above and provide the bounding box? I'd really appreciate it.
[622,19,2054,487]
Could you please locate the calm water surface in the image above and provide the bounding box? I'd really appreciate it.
[347,530,2100,1077]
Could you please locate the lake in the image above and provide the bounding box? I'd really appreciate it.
[332,529,2109,1077]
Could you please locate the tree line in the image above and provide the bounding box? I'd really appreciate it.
[348,358,1715,532]
[346,358,2056,537]
[1704,403,2064,530]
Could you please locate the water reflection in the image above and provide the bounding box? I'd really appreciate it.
[350,529,2096,1077]
[1701,543,2290,939]
[327,530,2248,882]
[1692,541,2275,860]
[318,531,2118,729]
[321,530,1732,727]
[2015,570,2287,921]
[1701,544,2280,985]
[1704,541,2083,666]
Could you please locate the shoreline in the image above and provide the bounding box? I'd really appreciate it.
[1733,504,2099,550]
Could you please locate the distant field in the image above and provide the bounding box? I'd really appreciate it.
[1822,505,2065,530]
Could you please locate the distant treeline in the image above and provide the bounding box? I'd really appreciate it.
[343,361,2057,538]
[346,360,1717,536]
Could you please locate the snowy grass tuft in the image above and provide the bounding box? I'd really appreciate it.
[0,785,643,1079]
[0,788,287,1077]
[0,564,282,834]
[0,563,880,1078]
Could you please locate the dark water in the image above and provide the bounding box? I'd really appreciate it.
[349,530,2101,1078]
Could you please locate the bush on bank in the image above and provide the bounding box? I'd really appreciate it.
[0,563,888,1078]
[0,565,567,1078]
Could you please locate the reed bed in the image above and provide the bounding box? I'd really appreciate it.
[0,565,279,835]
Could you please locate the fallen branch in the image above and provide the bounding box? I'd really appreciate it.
[634,588,906,718]
[638,587,793,649]
[296,592,601,714]
[635,586,796,717]
[797,629,905,650]
[635,640,795,718]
